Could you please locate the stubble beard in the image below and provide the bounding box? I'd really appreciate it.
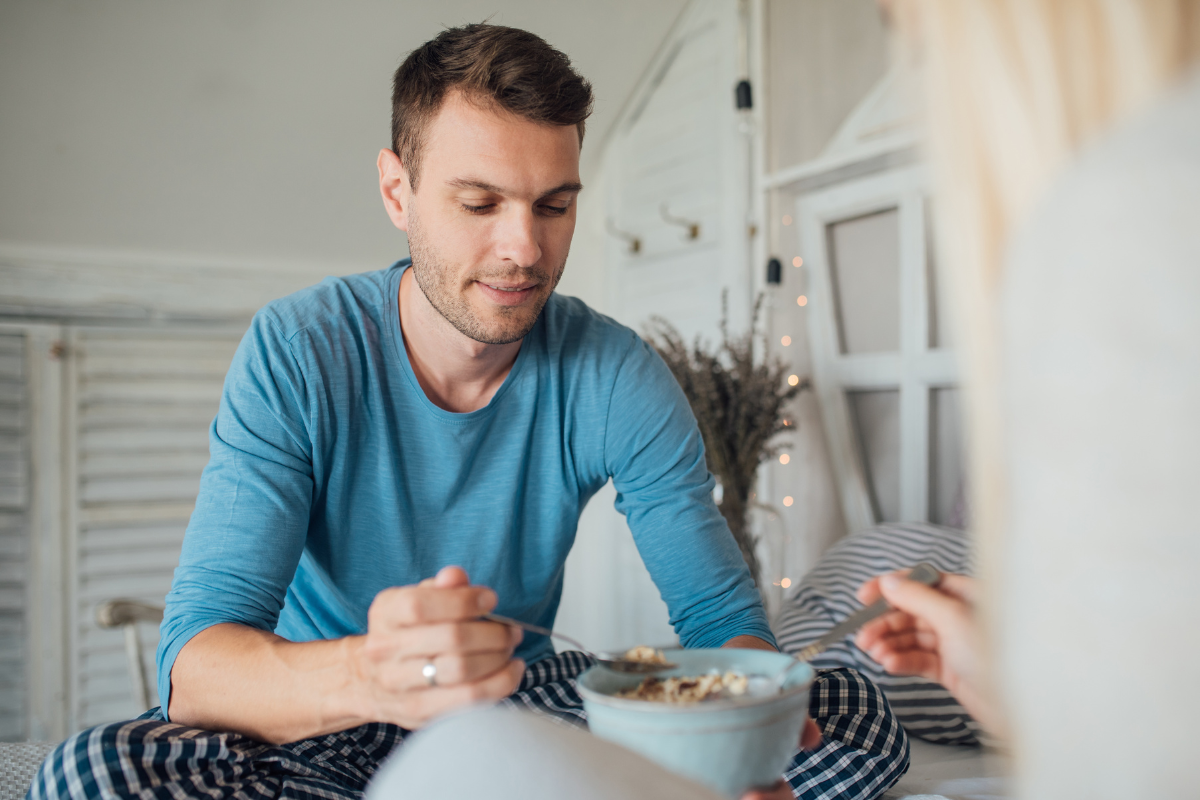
[406,206,565,345]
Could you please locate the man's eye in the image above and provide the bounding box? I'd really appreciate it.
[462,203,494,214]
[540,205,569,216]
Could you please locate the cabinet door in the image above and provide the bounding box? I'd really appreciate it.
[0,330,31,740]
[66,327,241,729]
[0,324,69,741]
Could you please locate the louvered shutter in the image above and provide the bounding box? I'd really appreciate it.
[0,333,29,740]
[70,327,242,728]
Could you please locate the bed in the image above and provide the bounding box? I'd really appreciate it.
[881,738,1009,800]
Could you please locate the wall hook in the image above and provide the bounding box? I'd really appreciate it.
[606,218,642,254]
[660,203,701,240]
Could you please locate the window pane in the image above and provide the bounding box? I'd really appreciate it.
[827,209,901,354]
[847,389,900,523]
[929,387,967,528]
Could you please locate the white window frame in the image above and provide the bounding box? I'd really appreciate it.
[795,165,957,534]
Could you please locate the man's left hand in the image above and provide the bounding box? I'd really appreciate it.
[722,634,821,799]
[741,780,795,800]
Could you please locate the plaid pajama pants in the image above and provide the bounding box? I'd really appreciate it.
[27,652,909,800]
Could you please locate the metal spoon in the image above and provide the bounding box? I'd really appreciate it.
[770,562,943,689]
[481,612,679,674]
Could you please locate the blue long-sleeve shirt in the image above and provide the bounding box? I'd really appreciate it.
[157,260,774,714]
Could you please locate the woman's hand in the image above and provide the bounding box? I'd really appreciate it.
[854,571,999,734]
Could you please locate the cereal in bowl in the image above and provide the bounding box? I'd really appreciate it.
[616,672,749,704]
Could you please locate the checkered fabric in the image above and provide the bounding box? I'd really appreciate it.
[27,652,907,800]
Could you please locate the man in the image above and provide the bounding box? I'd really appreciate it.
[30,24,906,800]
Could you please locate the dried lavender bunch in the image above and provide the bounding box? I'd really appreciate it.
[646,293,809,586]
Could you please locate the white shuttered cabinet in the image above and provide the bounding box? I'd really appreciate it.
[0,331,32,741]
[0,322,241,740]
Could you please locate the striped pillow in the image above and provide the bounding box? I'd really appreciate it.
[774,522,983,746]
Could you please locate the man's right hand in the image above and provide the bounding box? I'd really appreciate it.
[169,565,525,744]
[352,565,526,730]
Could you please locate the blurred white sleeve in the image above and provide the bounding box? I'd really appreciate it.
[998,69,1200,799]
[366,706,723,800]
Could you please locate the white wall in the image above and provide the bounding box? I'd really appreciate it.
[556,0,756,648]
[0,0,685,270]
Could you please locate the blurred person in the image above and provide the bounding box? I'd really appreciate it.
[859,1,1200,796]
[29,22,907,800]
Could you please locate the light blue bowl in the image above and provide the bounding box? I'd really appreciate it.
[578,649,814,798]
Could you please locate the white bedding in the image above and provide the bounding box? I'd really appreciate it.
[880,738,1011,800]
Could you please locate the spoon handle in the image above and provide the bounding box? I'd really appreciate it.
[794,563,942,662]
[481,612,592,656]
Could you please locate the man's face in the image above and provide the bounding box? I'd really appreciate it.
[394,92,582,345]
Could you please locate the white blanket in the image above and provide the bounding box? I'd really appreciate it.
[880,739,1010,800]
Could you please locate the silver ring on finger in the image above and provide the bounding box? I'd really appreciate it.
[422,659,438,688]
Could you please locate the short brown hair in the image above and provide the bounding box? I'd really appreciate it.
[391,23,594,190]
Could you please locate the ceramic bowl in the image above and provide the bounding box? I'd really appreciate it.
[577,648,814,798]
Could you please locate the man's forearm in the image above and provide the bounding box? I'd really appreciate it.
[169,623,372,744]
[168,573,523,744]
[722,634,777,652]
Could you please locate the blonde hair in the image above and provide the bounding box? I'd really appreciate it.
[893,0,1200,736]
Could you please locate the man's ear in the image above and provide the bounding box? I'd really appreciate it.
[378,149,412,232]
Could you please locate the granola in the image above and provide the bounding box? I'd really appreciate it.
[616,671,750,704]
[622,645,669,665]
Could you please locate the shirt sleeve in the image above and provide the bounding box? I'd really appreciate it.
[156,311,315,717]
[603,335,776,650]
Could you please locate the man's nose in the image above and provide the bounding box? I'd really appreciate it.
[494,208,542,268]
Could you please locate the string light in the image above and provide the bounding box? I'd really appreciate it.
[783,496,794,507]
[780,577,792,588]
[796,295,808,307]
[781,214,793,226]
[780,335,791,346]
[779,454,790,465]
[787,374,800,386]
[792,256,803,268]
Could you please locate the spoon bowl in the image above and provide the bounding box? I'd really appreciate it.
[481,613,679,673]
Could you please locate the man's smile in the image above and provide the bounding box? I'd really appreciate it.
[475,280,540,306]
